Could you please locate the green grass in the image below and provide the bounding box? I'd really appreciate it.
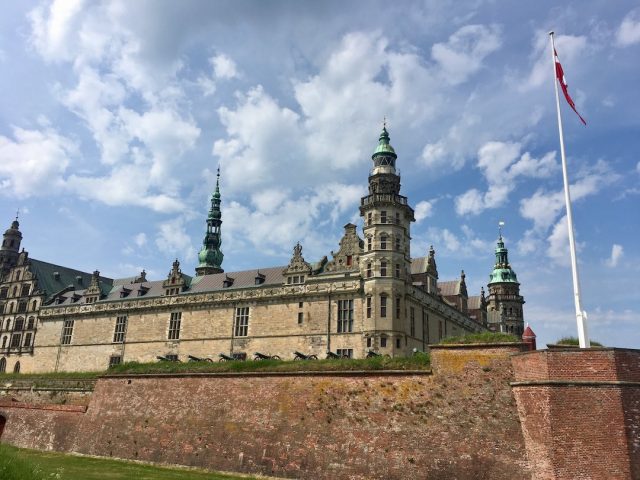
[439,332,521,344]
[0,371,100,381]
[0,444,259,480]
[555,336,604,347]
[108,353,430,375]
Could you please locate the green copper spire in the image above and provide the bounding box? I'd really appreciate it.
[488,229,518,285]
[372,120,397,161]
[195,167,224,276]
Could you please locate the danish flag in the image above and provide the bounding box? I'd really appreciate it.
[554,48,586,125]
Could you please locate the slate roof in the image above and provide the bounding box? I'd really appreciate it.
[438,280,460,297]
[410,256,428,274]
[29,259,113,301]
[467,296,482,310]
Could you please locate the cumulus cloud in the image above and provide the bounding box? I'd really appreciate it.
[431,24,501,85]
[605,244,624,267]
[414,200,434,223]
[616,9,640,47]
[0,127,76,198]
[155,217,194,260]
[455,141,557,216]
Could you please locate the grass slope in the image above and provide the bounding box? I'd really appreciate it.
[0,444,258,480]
[439,332,520,344]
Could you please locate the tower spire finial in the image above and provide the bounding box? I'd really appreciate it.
[15,209,19,222]
[498,220,505,239]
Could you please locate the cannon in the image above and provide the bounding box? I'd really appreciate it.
[253,352,281,361]
[326,351,348,359]
[188,355,213,363]
[293,351,318,361]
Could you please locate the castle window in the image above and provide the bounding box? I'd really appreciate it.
[396,338,401,349]
[28,316,35,328]
[0,357,5,372]
[380,261,387,277]
[0,288,7,299]
[10,334,21,348]
[336,348,353,358]
[12,286,17,297]
[109,355,122,368]
[395,237,400,251]
[21,284,29,297]
[367,237,372,251]
[380,211,387,224]
[1,336,6,349]
[15,271,20,281]
[297,312,304,324]
[366,296,371,318]
[367,337,372,348]
[380,295,387,318]
[438,321,443,340]
[17,301,27,313]
[380,336,387,348]
[395,212,400,224]
[61,320,74,345]
[367,212,372,225]
[14,318,24,331]
[23,332,32,347]
[395,297,401,319]
[113,315,128,343]
[346,255,352,267]
[337,299,354,333]
[395,263,400,278]
[380,234,387,250]
[31,300,37,311]
[410,307,416,337]
[234,307,249,337]
[13,361,20,374]
[168,312,182,340]
[366,263,372,278]
[0,303,3,315]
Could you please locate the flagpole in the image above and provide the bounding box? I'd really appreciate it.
[549,31,589,348]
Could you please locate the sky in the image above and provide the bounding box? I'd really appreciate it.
[0,0,638,349]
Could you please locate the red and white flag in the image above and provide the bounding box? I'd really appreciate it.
[554,48,586,125]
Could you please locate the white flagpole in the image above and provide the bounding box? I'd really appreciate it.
[549,31,590,348]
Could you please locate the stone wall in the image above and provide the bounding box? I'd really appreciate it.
[511,348,640,480]
[0,348,531,479]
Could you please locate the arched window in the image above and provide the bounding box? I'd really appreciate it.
[0,357,5,373]
[4,319,10,330]
[1,337,6,349]
[15,271,20,281]
[12,286,17,297]
[32,300,37,311]
[27,317,35,329]
[13,361,20,374]
[14,318,24,331]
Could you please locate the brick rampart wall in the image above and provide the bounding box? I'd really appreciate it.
[511,348,640,480]
[0,354,530,479]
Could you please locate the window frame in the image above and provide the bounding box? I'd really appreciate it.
[61,319,74,345]
[168,312,182,340]
[337,299,354,333]
[113,315,128,343]
[234,307,249,337]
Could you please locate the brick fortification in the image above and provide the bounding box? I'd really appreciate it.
[0,345,530,480]
[511,348,640,480]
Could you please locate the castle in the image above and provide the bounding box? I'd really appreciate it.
[0,127,525,373]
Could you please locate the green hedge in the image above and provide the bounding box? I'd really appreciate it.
[439,332,520,345]
[555,336,603,347]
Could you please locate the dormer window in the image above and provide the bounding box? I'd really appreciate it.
[119,288,131,299]
[254,273,265,285]
[138,286,149,297]
[223,276,235,288]
[287,275,305,285]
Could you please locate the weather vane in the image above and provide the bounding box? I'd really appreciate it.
[498,220,505,238]
[15,208,19,221]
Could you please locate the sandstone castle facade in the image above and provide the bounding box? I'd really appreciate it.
[0,127,524,373]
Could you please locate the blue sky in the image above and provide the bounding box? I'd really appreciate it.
[1,1,638,348]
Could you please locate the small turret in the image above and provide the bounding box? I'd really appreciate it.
[0,215,23,276]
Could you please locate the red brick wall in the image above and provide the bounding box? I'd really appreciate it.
[512,348,640,480]
[1,367,530,479]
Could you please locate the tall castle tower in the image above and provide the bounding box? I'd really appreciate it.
[0,216,22,278]
[486,229,525,335]
[359,125,415,352]
[195,168,224,276]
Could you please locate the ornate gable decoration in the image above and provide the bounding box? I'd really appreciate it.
[162,259,187,295]
[325,224,364,273]
[283,243,311,283]
[426,245,438,278]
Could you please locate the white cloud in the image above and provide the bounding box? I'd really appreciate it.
[605,244,624,267]
[0,127,76,198]
[134,232,147,248]
[616,9,640,47]
[546,216,571,266]
[414,200,434,223]
[155,217,194,260]
[211,54,238,79]
[455,141,557,216]
[28,0,87,62]
[431,24,502,85]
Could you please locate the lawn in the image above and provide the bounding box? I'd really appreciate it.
[0,444,262,480]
